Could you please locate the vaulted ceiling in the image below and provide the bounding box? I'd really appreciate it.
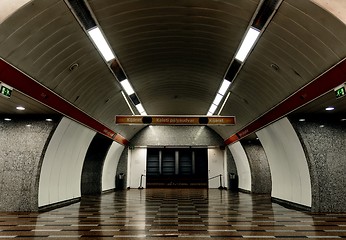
[0,0,345,143]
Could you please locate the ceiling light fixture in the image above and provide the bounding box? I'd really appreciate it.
[235,27,261,62]
[206,79,231,115]
[4,118,11,121]
[207,1,281,116]
[208,104,218,116]
[325,106,335,111]
[341,118,346,122]
[136,103,147,116]
[213,93,223,106]
[46,118,53,122]
[16,106,25,111]
[218,79,231,96]
[299,118,306,122]
[120,79,135,95]
[87,27,115,62]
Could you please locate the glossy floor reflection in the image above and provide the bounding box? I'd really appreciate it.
[1,189,346,239]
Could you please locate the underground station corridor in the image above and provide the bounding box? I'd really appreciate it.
[2,189,346,239]
[2,0,346,239]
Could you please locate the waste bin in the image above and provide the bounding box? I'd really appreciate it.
[229,173,238,192]
[116,173,125,190]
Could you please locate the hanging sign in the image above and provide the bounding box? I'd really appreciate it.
[115,115,236,125]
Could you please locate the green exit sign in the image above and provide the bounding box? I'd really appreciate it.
[0,83,12,98]
[335,84,346,99]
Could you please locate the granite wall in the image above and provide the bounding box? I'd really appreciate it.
[81,133,113,195]
[241,140,272,194]
[116,148,129,189]
[130,126,225,146]
[0,117,57,211]
[291,116,346,212]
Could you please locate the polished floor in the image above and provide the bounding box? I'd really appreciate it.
[1,189,346,239]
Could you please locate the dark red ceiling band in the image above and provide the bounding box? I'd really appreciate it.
[225,58,346,145]
[0,59,129,146]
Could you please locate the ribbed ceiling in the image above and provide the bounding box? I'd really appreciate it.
[0,0,346,141]
[88,0,259,115]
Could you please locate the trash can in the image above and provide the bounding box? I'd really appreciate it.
[229,173,238,192]
[116,173,125,190]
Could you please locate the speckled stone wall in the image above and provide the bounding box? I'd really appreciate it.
[130,126,224,146]
[81,133,113,195]
[0,117,57,211]
[290,117,346,212]
[116,148,128,189]
[226,147,238,176]
[242,141,272,194]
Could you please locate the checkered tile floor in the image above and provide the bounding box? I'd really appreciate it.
[1,189,346,239]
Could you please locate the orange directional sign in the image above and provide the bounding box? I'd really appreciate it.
[115,116,235,125]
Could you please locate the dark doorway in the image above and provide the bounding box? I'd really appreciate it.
[146,148,208,188]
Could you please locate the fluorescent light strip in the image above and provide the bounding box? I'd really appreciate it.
[120,79,135,95]
[206,79,231,115]
[218,79,231,96]
[235,27,260,62]
[88,27,115,62]
[207,27,260,115]
[208,104,217,115]
[136,103,147,116]
[213,93,223,106]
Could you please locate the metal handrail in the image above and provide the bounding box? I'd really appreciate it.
[208,174,222,180]
[208,174,225,190]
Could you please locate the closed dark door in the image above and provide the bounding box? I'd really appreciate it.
[146,148,208,188]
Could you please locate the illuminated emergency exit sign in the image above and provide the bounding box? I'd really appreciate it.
[0,83,12,98]
[335,84,346,99]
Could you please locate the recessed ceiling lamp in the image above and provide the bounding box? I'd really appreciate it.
[235,27,261,62]
[4,118,11,121]
[299,118,306,122]
[16,106,25,111]
[46,118,53,122]
[325,106,335,111]
[87,27,115,62]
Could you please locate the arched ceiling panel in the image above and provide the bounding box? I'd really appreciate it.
[0,0,346,142]
[88,0,260,115]
[220,0,346,138]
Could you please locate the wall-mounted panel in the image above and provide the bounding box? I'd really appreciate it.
[102,142,125,191]
[208,148,225,188]
[39,117,95,207]
[257,117,311,207]
[128,148,147,189]
[228,142,251,192]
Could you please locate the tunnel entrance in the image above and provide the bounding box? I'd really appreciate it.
[146,148,208,188]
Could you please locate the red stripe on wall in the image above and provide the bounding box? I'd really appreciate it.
[0,59,129,146]
[225,58,346,145]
